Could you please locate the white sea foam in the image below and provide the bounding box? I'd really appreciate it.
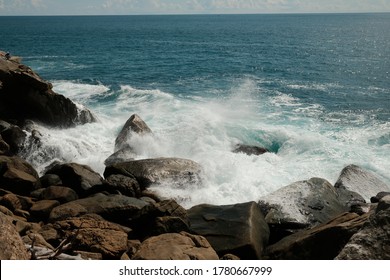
[24,80,390,208]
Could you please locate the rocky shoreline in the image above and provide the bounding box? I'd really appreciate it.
[1,52,390,260]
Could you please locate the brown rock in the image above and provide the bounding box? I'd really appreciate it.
[0,125,26,154]
[88,174,141,197]
[0,155,39,195]
[0,193,22,212]
[30,200,60,222]
[54,214,129,259]
[265,212,370,260]
[40,186,78,203]
[0,212,30,259]
[132,232,219,260]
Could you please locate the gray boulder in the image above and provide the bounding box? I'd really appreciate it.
[334,164,390,201]
[188,201,270,259]
[115,114,152,151]
[104,157,203,189]
[258,177,357,243]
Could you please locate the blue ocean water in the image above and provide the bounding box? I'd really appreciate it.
[1,14,389,206]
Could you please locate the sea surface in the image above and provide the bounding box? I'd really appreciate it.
[1,14,389,207]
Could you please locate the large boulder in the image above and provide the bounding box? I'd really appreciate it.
[258,177,358,243]
[49,193,149,223]
[39,186,79,203]
[54,214,129,259]
[45,163,104,196]
[115,114,152,151]
[0,155,40,195]
[0,54,96,127]
[188,201,270,259]
[132,232,219,260]
[334,164,390,201]
[87,174,141,197]
[265,211,371,260]
[0,212,30,259]
[335,203,390,260]
[104,157,203,189]
[0,125,26,154]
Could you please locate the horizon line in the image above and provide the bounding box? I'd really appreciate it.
[1,11,389,17]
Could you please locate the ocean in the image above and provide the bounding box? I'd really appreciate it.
[1,14,389,207]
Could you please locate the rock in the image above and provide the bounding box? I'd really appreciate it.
[232,144,269,156]
[221,254,240,260]
[30,200,60,222]
[0,212,30,259]
[0,56,96,127]
[0,155,39,195]
[334,164,390,201]
[265,212,371,260]
[131,199,189,238]
[0,193,23,212]
[0,125,26,154]
[38,224,60,247]
[376,195,390,213]
[0,205,13,216]
[0,134,10,155]
[54,214,128,259]
[115,114,152,151]
[45,162,104,196]
[335,208,390,259]
[88,174,141,197]
[258,177,353,244]
[132,232,219,260]
[188,201,270,260]
[40,186,78,203]
[371,192,390,203]
[49,193,149,223]
[104,147,136,166]
[39,174,63,188]
[22,232,55,251]
[104,157,203,189]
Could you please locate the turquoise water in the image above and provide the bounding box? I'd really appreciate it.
[1,14,389,206]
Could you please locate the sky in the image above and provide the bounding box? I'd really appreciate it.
[0,0,389,16]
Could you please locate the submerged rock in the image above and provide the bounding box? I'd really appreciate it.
[104,157,203,189]
[232,144,269,156]
[0,54,96,127]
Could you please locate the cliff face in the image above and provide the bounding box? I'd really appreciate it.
[0,52,96,127]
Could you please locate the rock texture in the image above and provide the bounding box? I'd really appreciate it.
[115,114,152,151]
[132,232,219,260]
[0,56,96,127]
[265,211,370,260]
[188,201,270,259]
[0,212,30,259]
[104,157,203,189]
[335,164,390,201]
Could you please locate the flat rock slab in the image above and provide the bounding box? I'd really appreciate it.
[104,157,203,189]
[188,201,270,260]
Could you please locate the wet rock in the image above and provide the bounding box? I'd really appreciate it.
[88,174,141,197]
[188,201,270,260]
[115,114,152,151]
[104,147,136,166]
[39,174,62,188]
[334,164,390,201]
[0,56,96,127]
[371,191,390,203]
[232,144,269,156]
[258,177,353,244]
[104,157,203,189]
[0,125,26,154]
[132,232,219,260]
[30,200,60,222]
